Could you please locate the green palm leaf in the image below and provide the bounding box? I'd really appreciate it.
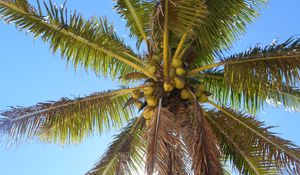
[221,38,300,89]
[206,111,277,175]
[191,0,266,66]
[0,0,156,79]
[0,87,138,145]
[0,1,299,174]
[156,0,208,36]
[198,70,300,114]
[114,0,154,47]
[207,102,300,174]
[189,38,300,85]
[85,117,145,175]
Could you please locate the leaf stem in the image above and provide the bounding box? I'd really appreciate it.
[124,0,148,45]
[173,32,188,60]
[163,0,170,82]
[0,1,157,80]
[187,54,300,77]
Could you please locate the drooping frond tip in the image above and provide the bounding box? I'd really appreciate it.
[0,88,135,145]
[0,0,153,79]
[85,117,145,175]
[200,69,300,114]
[222,37,300,87]
[207,102,300,174]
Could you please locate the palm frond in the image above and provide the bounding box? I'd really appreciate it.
[114,0,154,47]
[0,87,138,145]
[191,0,266,66]
[85,117,145,175]
[207,101,300,174]
[189,38,300,86]
[206,110,278,175]
[198,69,300,114]
[176,103,223,175]
[168,0,208,36]
[145,99,186,175]
[152,0,208,36]
[221,37,300,89]
[0,0,156,79]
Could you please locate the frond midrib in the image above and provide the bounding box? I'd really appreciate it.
[188,54,300,76]
[124,0,148,44]
[7,86,144,123]
[0,1,156,80]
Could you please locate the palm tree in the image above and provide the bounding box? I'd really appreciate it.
[0,0,299,174]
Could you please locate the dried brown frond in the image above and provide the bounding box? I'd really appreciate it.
[144,99,187,175]
[177,103,223,175]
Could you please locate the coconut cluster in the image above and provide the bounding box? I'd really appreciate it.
[130,86,158,126]
[179,84,208,102]
[129,56,210,126]
[163,57,186,92]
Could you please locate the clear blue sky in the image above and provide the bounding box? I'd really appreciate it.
[0,1,299,175]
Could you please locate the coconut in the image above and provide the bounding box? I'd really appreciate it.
[198,94,208,103]
[188,95,194,101]
[171,59,183,68]
[143,108,154,120]
[147,65,157,75]
[180,89,191,100]
[135,101,143,109]
[131,90,140,99]
[146,119,151,127]
[147,96,158,107]
[176,67,186,76]
[194,89,202,97]
[144,86,154,97]
[197,84,206,92]
[164,82,174,92]
[174,77,185,89]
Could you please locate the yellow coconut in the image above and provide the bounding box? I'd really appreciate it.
[146,119,151,127]
[164,82,174,92]
[171,59,183,68]
[135,101,143,109]
[173,77,185,89]
[143,107,154,120]
[176,67,186,76]
[131,90,140,99]
[144,86,154,97]
[147,96,158,107]
[198,94,208,103]
[188,95,194,101]
[180,89,191,100]
[147,65,157,75]
[197,84,207,92]
[194,89,202,97]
